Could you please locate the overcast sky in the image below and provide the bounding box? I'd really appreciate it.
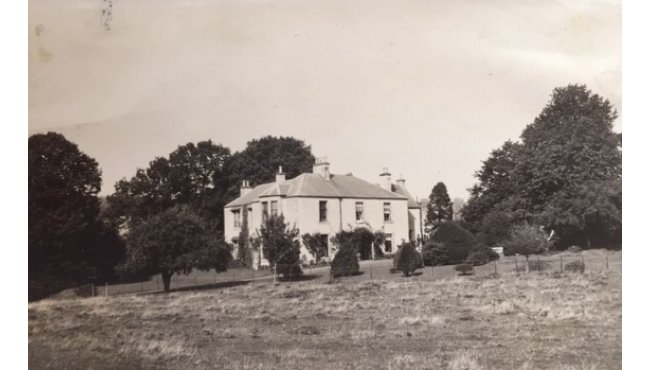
[28,0,621,200]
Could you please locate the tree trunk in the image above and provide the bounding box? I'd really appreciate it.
[525,256,530,274]
[161,270,172,293]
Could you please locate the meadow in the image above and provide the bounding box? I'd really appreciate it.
[28,250,621,370]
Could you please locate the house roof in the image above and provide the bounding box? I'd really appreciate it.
[225,173,407,208]
[391,183,421,209]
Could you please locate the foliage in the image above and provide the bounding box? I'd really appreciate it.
[454,263,474,276]
[462,85,621,249]
[258,214,303,280]
[500,224,550,273]
[237,207,252,267]
[224,136,315,201]
[478,211,514,247]
[331,228,385,260]
[392,242,422,276]
[121,205,231,292]
[302,233,329,264]
[29,132,123,300]
[422,241,449,266]
[567,245,582,253]
[527,259,550,272]
[430,221,478,264]
[425,182,453,233]
[331,242,360,277]
[106,140,231,231]
[565,261,586,273]
[465,244,499,266]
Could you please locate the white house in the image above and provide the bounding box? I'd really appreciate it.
[224,159,423,268]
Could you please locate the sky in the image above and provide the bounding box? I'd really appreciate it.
[28,0,621,201]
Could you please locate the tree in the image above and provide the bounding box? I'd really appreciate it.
[452,197,465,220]
[224,136,315,201]
[422,240,449,266]
[258,214,303,280]
[477,211,514,247]
[499,223,550,273]
[430,221,478,264]
[237,207,252,266]
[393,242,422,277]
[425,182,453,233]
[106,140,231,231]
[462,85,621,248]
[29,132,122,300]
[301,233,329,264]
[122,205,231,292]
[331,242,360,277]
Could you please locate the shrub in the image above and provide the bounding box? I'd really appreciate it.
[430,221,478,264]
[565,261,585,273]
[422,241,449,266]
[259,214,303,280]
[392,242,422,277]
[567,245,582,253]
[478,211,513,247]
[465,243,499,266]
[527,259,549,272]
[331,228,385,260]
[331,242,360,277]
[454,263,474,276]
[499,223,550,273]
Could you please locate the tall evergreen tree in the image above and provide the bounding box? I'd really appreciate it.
[425,182,453,233]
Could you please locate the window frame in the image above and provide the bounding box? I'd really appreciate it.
[383,202,392,222]
[319,200,328,222]
[355,201,364,221]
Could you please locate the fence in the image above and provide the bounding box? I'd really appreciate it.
[70,251,619,298]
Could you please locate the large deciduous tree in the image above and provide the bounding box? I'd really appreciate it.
[224,136,315,201]
[106,140,230,231]
[122,205,231,292]
[462,85,621,248]
[425,182,453,233]
[29,132,123,300]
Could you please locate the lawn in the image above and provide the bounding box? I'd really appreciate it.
[29,250,621,370]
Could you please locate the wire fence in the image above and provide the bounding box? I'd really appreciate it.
[69,251,618,299]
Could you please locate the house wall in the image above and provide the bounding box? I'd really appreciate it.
[224,196,409,268]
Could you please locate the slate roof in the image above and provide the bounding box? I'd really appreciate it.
[225,173,407,208]
[391,183,421,209]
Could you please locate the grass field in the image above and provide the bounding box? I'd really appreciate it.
[29,250,621,370]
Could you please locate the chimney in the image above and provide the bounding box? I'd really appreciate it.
[396,173,406,187]
[240,180,252,196]
[313,157,331,179]
[379,167,392,191]
[275,166,286,183]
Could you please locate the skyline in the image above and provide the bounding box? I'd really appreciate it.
[28,0,621,200]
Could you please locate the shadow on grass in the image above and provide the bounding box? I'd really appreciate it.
[278,274,322,282]
[148,280,252,295]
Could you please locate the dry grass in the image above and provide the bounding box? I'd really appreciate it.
[29,250,621,370]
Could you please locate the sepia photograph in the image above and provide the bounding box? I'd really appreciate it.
[22,0,631,369]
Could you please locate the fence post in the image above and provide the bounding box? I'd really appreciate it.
[274,264,277,284]
[494,261,497,277]
[140,282,144,294]
[91,283,95,297]
[104,282,108,297]
[156,277,159,292]
[369,265,373,280]
[606,255,609,270]
[560,255,563,273]
[514,257,519,276]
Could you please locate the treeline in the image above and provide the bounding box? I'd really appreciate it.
[461,84,622,250]
[28,135,316,300]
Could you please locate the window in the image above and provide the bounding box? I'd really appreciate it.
[318,234,329,257]
[355,202,364,221]
[233,209,241,228]
[262,202,269,220]
[383,202,391,222]
[271,200,279,216]
[385,233,392,253]
[319,201,327,222]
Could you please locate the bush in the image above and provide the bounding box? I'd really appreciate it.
[392,242,422,277]
[454,263,474,276]
[422,241,449,266]
[500,223,550,259]
[565,261,585,273]
[527,259,549,272]
[331,242,360,277]
[465,243,499,266]
[430,221,478,264]
[331,228,385,260]
[567,245,582,253]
